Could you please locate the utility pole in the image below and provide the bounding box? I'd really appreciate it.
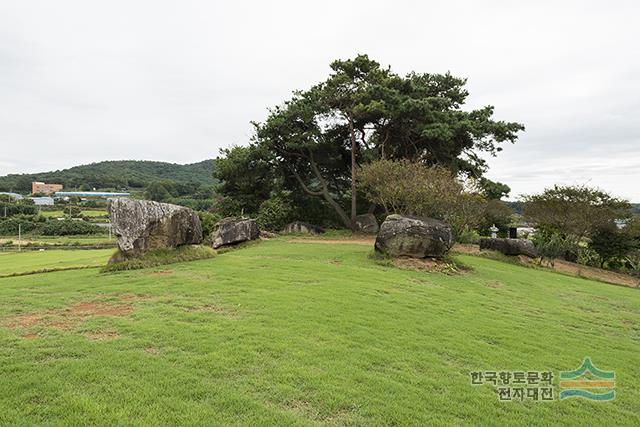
[18,224,21,252]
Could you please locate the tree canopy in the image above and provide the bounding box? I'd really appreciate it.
[523,185,632,244]
[216,55,524,229]
[358,159,487,238]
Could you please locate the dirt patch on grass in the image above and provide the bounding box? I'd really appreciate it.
[69,301,133,317]
[452,243,480,255]
[551,260,639,288]
[282,400,354,423]
[6,314,44,329]
[84,331,120,341]
[395,257,440,270]
[3,301,133,331]
[394,257,470,275]
[21,332,42,340]
[283,399,311,413]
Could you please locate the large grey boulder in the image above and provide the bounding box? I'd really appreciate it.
[355,213,379,234]
[375,214,453,258]
[480,238,537,257]
[108,198,202,258]
[282,221,324,235]
[211,218,259,249]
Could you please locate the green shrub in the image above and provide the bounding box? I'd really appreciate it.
[0,202,38,217]
[626,251,640,277]
[533,229,575,266]
[212,195,246,218]
[257,194,297,231]
[40,220,103,236]
[83,200,107,208]
[456,227,480,244]
[0,217,42,235]
[63,206,82,218]
[575,247,602,268]
[198,211,222,237]
[590,223,637,269]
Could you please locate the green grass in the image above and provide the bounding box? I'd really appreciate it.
[41,209,107,218]
[0,249,113,276]
[0,240,638,425]
[102,245,216,272]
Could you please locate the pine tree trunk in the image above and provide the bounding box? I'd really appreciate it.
[348,116,357,231]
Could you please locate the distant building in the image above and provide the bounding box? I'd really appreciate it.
[54,191,130,198]
[31,197,55,206]
[32,181,63,194]
[615,219,628,229]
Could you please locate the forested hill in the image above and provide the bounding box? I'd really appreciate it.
[0,160,216,193]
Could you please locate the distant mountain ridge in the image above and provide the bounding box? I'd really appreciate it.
[0,160,216,193]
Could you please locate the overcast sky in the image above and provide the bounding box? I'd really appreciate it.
[1,0,638,201]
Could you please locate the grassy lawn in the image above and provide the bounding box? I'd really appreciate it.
[0,249,114,276]
[41,209,107,218]
[0,240,638,425]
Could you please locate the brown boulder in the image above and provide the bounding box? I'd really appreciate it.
[211,218,260,249]
[355,213,379,234]
[479,238,537,257]
[375,214,453,258]
[108,198,202,258]
[282,221,324,235]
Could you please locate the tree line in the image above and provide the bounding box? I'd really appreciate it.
[0,160,216,193]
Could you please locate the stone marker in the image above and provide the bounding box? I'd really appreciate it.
[211,218,259,249]
[375,214,453,258]
[282,221,324,235]
[479,238,537,257]
[259,230,278,239]
[108,198,203,258]
[355,213,379,234]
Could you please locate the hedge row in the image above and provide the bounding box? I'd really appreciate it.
[0,218,103,236]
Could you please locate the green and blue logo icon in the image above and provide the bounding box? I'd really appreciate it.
[559,357,615,401]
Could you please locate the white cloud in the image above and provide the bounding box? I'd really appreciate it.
[0,0,638,200]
